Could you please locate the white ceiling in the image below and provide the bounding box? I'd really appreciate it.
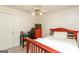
[7,5,79,13]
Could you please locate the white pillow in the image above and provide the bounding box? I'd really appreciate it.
[53,32,67,39]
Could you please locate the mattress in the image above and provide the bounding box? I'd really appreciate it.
[35,36,79,53]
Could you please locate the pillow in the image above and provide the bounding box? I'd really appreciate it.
[53,32,67,39]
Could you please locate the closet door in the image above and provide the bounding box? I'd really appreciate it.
[0,13,15,50]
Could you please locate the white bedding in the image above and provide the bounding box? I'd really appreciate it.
[35,36,79,53]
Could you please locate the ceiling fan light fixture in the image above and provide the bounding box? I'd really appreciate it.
[39,12,43,16]
[32,11,35,16]
[32,8,43,16]
[32,11,43,16]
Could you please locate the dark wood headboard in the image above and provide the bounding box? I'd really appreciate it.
[50,28,79,40]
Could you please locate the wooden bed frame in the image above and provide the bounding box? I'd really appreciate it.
[24,28,79,53]
[50,28,79,40]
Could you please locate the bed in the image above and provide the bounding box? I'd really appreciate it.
[25,28,79,53]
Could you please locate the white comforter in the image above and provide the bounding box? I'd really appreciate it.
[35,36,79,53]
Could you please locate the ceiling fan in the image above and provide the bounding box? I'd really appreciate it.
[32,6,48,16]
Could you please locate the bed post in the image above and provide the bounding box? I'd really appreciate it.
[26,40,29,53]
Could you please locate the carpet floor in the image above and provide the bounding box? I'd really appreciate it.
[8,46,26,53]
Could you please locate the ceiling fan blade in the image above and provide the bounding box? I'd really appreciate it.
[41,9,49,12]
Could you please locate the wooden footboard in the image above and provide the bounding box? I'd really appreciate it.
[25,37,60,53]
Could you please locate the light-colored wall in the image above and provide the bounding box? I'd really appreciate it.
[40,7,79,36]
[0,6,39,49]
[40,7,79,46]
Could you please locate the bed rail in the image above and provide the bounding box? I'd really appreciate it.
[25,37,60,53]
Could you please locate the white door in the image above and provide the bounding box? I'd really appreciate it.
[0,13,15,50]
